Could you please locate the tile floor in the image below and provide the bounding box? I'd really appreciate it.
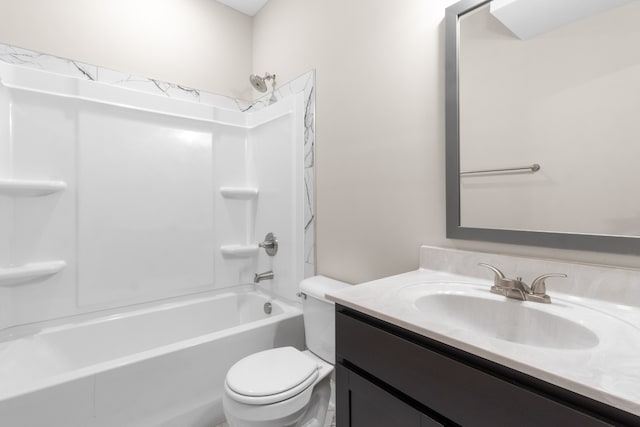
[326,409,337,426]
[214,410,336,427]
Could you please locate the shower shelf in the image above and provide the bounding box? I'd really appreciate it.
[0,179,67,197]
[220,245,259,258]
[220,187,259,200]
[0,261,67,287]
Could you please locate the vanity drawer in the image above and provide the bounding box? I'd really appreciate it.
[336,309,616,427]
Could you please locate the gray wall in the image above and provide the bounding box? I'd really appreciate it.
[3,0,640,284]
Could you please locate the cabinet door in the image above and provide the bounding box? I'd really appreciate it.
[336,364,444,427]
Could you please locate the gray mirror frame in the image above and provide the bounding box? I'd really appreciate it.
[445,0,640,254]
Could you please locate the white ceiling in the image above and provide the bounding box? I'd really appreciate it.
[490,0,635,39]
[215,0,270,16]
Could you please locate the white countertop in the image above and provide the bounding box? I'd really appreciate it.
[327,268,640,417]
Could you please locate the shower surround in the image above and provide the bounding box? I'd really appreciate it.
[0,42,316,328]
[0,43,315,425]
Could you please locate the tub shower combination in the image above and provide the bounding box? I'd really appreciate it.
[0,289,303,426]
[0,45,315,426]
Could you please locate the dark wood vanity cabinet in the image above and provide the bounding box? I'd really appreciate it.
[337,364,444,427]
[335,305,640,427]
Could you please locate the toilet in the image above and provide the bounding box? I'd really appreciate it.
[223,276,349,427]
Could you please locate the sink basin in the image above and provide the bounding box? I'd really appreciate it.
[404,285,600,350]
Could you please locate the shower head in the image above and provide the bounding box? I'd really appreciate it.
[249,74,267,92]
[249,73,276,93]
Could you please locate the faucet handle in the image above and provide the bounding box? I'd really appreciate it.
[258,232,278,256]
[530,273,567,295]
[478,263,506,286]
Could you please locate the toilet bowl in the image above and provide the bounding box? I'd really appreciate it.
[223,348,333,427]
[223,276,349,427]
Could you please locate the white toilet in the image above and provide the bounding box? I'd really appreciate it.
[223,276,349,427]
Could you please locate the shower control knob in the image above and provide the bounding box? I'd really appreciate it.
[258,232,278,256]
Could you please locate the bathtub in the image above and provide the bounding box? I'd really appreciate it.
[0,286,304,426]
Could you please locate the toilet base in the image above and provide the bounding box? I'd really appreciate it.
[224,374,331,427]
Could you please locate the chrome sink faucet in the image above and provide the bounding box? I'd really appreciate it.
[478,263,566,304]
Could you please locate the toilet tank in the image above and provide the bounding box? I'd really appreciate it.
[299,276,350,364]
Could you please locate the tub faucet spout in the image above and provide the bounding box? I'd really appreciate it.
[254,270,274,283]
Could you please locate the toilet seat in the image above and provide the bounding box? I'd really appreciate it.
[225,347,319,405]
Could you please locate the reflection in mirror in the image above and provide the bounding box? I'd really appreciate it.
[460,0,640,236]
[446,0,640,253]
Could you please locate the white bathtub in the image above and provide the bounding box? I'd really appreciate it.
[0,286,304,426]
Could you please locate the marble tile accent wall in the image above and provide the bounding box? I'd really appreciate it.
[0,43,245,111]
[421,246,640,307]
[248,72,317,278]
[0,43,315,278]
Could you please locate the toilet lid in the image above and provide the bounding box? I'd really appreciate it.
[226,347,318,398]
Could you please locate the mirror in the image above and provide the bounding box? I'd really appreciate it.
[445,0,640,254]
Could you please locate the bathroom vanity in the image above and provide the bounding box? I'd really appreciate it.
[328,247,640,427]
[402,1,640,423]
[335,306,634,426]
